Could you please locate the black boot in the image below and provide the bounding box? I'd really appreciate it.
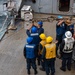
[60,67,66,72]
[51,73,55,75]
[27,69,30,75]
[67,67,71,71]
[34,69,38,74]
[46,73,49,75]
[39,67,45,71]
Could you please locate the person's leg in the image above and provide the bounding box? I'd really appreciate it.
[41,59,45,70]
[67,57,72,71]
[40,57,45,71]
[26,59,31,74]
[37,45,41,66]
[50,59,55,75]
[56,40,61,58]
[45,60,50,75]
[37,55,41,65]
[31,58,38,74]
[60,57,66,71]
[56,42,59,56]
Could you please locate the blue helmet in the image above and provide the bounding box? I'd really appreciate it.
[31,27,37,33]
[57,15,63,19]
[27,37,33,44]
[38,21,43,26]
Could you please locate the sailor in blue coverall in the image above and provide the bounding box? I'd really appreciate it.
[24,37,38,75]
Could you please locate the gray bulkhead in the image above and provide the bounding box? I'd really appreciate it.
[22,0,74,15]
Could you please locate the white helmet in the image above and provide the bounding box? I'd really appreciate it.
[65,31,72,38]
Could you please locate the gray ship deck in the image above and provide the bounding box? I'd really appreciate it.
[0,13,75,75]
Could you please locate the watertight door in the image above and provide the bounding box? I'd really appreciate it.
[58,0,70,12]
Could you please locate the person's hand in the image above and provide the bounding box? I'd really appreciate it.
[38,51,40,56]
[58,20,64,26]
[58,53,63,59]
[61,20,64,22]
[28,24,33,30]
[42,59,44,62]
[58,54,61,59]
[37,25,40,28]
[70,28,73,30]
[55,40,58,44]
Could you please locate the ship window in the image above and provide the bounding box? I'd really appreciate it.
[59,0,70,12]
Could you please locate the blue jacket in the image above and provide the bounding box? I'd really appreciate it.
[26,27,44,36]
[56,22,66,41]
[26,26,38,36]
[66,24,74,35]
[24,44,37,58]
[38,27,44,35]
[30,33,40,45]
[26,30,40,45]
[56,22,66,36]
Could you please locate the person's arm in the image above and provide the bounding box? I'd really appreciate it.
[26,30,30,36]
[38,44,43,54]
[38,28,44,35]
[28,22,38,30]
[42,28,44,33]
[73,40,75,48]
[70,24,74,34]
[39,44,43,51]
[70,24,74,30]
[23,46,26,58]
[28,24,33,30]
[42,47,46,60]
[57,20,64,26]
[34,45,38,58]
[60,40,65,54]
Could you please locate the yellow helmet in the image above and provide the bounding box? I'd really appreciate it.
[46,36,53,43]
[40,33,46,40]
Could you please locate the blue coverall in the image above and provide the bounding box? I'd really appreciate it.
[26,29,40,65]
[56,22,66,55]
[24,43,37,74]
[38,27,44,35]
[66,24,74,35]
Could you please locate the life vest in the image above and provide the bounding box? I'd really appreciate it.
[63,38,74,53]
[45,43,56,59]
[39,40,46,54]
[26,44,35,58]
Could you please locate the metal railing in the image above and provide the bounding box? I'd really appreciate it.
[0,15,8,33]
